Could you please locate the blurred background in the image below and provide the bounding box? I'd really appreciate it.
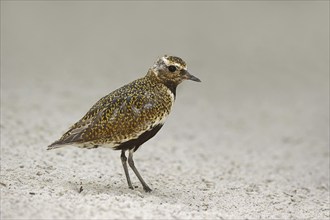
[2,1,328,142]
[1,1,329,219]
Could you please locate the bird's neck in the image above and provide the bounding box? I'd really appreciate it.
[145,69,177,98]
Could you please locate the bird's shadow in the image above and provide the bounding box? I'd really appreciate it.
[64,178,186,200]
[65,178,129,195]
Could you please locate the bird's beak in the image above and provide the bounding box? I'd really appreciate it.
[182,69,201,82]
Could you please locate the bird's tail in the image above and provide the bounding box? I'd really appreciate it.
[47,140,64,150]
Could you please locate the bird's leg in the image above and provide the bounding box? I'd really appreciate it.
[128,149,152,192]
[120,150,133,190]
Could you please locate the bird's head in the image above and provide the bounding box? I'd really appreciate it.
[150,55,201,86]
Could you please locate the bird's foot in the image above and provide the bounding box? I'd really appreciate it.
[143,186,152,193]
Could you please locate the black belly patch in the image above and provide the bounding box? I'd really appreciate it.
[114,124,163,151]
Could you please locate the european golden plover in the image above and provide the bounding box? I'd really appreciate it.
[48,55,201,192]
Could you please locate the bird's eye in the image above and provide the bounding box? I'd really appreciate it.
[168,65,177,72]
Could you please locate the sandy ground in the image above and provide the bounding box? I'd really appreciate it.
[1,2,329,219]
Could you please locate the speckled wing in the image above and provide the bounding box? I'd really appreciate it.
[48,79,173,149]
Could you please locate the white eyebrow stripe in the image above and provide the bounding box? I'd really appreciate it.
[161,56,170,66]
[161,56,187,70]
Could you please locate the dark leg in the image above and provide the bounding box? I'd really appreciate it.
[120,150,133,190]
[127,149,152,192]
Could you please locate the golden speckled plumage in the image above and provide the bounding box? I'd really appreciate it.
[53,71,174,149]
[48,55,201,192]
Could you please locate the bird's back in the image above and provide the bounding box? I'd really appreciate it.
[48,73,174,150]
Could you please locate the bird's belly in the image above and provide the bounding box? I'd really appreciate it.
[76,113,168,150]
[113,123,163,151]
[77,123,164,150]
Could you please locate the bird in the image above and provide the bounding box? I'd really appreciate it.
[47,55,201,192]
